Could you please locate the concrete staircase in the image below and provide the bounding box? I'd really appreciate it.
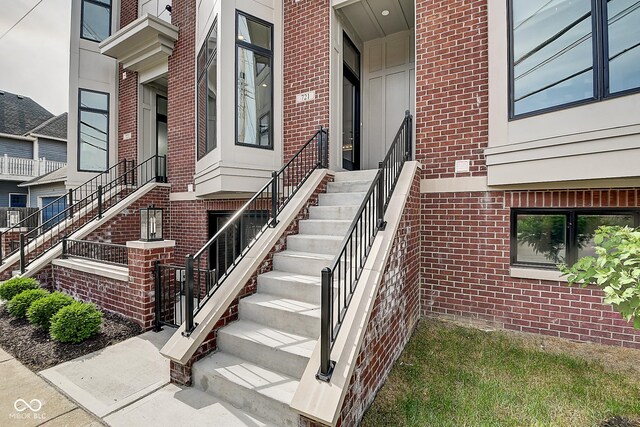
[191,170,377,426]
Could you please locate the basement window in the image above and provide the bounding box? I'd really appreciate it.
[511,209,639,269]
[81,0,112,42]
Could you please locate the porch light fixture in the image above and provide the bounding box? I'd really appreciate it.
[381,9,390,16]
[140,205,163,241]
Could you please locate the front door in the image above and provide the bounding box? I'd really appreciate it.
[342,34,361,171]
[41,196,67,230]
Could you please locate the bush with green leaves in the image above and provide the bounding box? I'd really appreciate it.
[49,302,103,343]
[0,277,40,301]
[560,225,640,328]
[7,289,50,318]
[27,292,75,330]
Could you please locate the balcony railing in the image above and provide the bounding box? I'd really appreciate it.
[0,155,66,179]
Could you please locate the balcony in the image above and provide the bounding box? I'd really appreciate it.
[0,155,66,181]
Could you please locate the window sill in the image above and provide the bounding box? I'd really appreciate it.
[509,266,568,282]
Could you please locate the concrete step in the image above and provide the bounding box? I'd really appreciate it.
[257,271,321,304]
[239,293,320,337]
[272,250,334,276]
[192,352,300,427]
[217,320,315,379]
[308,205,359,220]
[333,169,379,182]
[287,234,344,255]
[318,192,366,207]
[298,219,351,236]
[327,180,372,194]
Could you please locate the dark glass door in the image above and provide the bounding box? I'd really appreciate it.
[156,95,168,177]
[342,34,360,171]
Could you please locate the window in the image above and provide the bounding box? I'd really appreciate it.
[9,194,27,208]
[509,0,640,118]
[78,89,109,172]
[81,0,112,42]
[236,11,273,149]
[197,20,218,159]
[511,209,639,268]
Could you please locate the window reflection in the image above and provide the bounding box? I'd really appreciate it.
[607,0,640,94]
[516,214,567,264]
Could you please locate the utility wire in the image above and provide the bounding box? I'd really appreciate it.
[0,0,46,42]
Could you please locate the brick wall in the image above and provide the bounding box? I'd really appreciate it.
[421,188,640,349]
[283,0,330,161]
[117,0,139,163]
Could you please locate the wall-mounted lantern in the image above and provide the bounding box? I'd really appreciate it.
[140,205,163,241]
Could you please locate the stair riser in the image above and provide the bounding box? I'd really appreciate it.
[299,220,350,236]
[273,253,330,276]
[318,192,366,207]
[217,331,310,379]
[191,367,299,427]
[286,236,342,255]
[257,276,320,304]
[333,170,379,182]
[308,206,359,220]
[327,181,372,193]
[240,299,319,337]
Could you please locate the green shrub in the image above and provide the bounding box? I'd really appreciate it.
[50,302,103,343]
[7,289,50,318]
[27,292,75,330]
[0,277,39,301]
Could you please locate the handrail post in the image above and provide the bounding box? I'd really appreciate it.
[155,155,159,182]
[123,159,128,186]
[130,160,136,186]
[183,255,195,335]
[317,267,335,382]
[377,165,387,230]
[160,156,167,183]
[270,171,279,228]
[405,110,412,161]
[324,128,329,168]
[19,233,25,274]
[62,237,67,259]
[68,189,74,218]
[97,185,103,219]
[154,260,163,332]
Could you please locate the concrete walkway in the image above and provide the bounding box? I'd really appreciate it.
[0,347,102,427]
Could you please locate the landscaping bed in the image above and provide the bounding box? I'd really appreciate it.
[0,306,141,372]
[363,319,640,427]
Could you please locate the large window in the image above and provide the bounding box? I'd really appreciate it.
[236,12,273,149]
[78,89,109,172]
[81,0,112,42]
[510,0,640,117]
[197,20,218,159]
[9,194,27,208]
[511,209,639,268]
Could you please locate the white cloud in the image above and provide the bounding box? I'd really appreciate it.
[0,0,71,115]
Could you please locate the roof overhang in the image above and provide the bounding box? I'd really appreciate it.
[99,14,178,77]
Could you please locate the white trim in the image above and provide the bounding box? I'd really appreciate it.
[29,134,67,143]
[52,258,129,283]
[509,267,567,283]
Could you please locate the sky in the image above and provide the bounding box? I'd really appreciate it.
[0,0,71,115]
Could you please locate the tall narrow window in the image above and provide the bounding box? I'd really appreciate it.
[78,89,109,172]
[81,0,112,42]
[236,12,273,149]
[606,0,640,94]
[197,20,218,159]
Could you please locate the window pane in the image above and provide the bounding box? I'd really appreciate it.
[79,110,108,171]
[344,38,360,76]
[512,0,594,115]
[82,1,111,42]
[237,48,271,147]
[607,0,640,94]
[197,76,207,158]
[577,214,635,258]
[237,15,271,50]
[10,194,27,208]
[207,21,218,58]
[197,29,217,159]
[516,214,567,264]
[80,90,108,111]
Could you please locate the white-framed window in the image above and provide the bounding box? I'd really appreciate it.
[9,194,27,208]
[81,0,112,42]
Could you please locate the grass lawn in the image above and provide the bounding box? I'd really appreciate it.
[362,320,640,427]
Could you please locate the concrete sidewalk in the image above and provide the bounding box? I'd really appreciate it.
[0,347,102,427]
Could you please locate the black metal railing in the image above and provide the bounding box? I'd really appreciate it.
[317,111,412,381]
[175,127,328,335]
[62,238,129,266]
[12,155,166,273]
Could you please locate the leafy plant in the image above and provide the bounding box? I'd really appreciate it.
[27,292,75,330]
[7,289,50,318]
[0,277,40,301]
[559,226,640,328]
[49,302,103,343]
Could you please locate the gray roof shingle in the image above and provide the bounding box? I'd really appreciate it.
[28,113,68,140]
[0,90,54,136]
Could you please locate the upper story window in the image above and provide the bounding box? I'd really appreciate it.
[81,0,112,42]
[197,19,218,159]
[236,11,273,149]
[510,0,640,118]
[511,209,639,268]
[78,89,109,172]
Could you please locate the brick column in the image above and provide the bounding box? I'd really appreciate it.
[0,228,27,259]
[126,240,175,330]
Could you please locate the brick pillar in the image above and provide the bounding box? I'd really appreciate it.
[1,228,26,259]
[126,239,175,330]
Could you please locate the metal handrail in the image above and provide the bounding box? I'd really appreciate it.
[62,238,129,266]
[317,111,412,381]
[181,127,329,335]
[15,155,166,273]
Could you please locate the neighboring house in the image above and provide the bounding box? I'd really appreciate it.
[0,90,67,214]
[1,0,638,425]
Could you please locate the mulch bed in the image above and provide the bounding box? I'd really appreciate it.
[0,307,141,372]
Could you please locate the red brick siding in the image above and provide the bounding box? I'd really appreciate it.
[283,0,330,161]
[117,0,139,164]
[421,188,640,349]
